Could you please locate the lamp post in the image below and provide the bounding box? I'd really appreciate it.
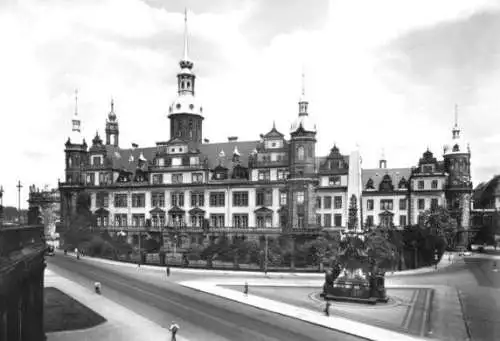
[17,180,22,224]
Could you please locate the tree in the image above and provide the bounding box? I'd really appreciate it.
[364,229,397,270]
[348,195,359,230]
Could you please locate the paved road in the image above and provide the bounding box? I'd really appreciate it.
[47,255,365,341]
[391,255,500,341]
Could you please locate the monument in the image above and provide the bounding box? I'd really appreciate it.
[321,230,389,304]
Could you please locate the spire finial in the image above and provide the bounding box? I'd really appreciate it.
[272,120,276,129]
[454,103,458,127]
[183,8,189,61]
[111,97,114,112]
[74,89,78,115]
[301,66,305,97]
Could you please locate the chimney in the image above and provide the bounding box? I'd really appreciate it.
[204,138,210,144]
[228,136,238,142]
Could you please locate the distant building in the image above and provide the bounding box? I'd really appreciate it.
[27,185,61,239]
[472,175,500,243]
[58,12,473,249]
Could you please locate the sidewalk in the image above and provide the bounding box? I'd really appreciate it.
[180,279,431,341]
[67,250,459,278]
[45,269,190,341]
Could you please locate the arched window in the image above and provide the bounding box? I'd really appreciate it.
[297,146,305,160]
[181,81,185,89]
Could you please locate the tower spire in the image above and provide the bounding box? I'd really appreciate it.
[179,9,193,70]
[452,104,460,139]
[74,89,78,115]
[298,66,308,116]
[183,8,189,62]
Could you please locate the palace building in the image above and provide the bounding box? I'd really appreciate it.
[58,12,473,245]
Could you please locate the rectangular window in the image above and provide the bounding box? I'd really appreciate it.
[431,198,439,210]
[151,192,165,207]
[418,199,425,210]
[324,214,332,227]
[256,190,272,206]
[297,214,304,228]
[96,192,109,207]
[423,165,433,173]
[316,214,322,227]
[132,193,145,208]
[209,192,225,207]
[152,174,163,184]
[329,176,341,186]
[296,191,305,204]
[277,169,287,180]
[233,214,249,228]
[367,199,374,211]
[418,180,424,190]
[324,196,332,209]
[114,213,128,226]
[86,173,95,185]
[233,191,249,206]
[114,194,128,208]
[431,180,438,189]
[190,215,204,227]
[190,192,204,207]
[316,197,322,209]
[172,173,183,184]
[334,214,342,227]
[399,215,407,227]
[132,214,145,227]
[92,155,102,166]
[171,192,184,207]
[258,170,271,181]
[279,191,287,206]
[380,199,393,210]
[210,214,225,228]
[192,173,203,183]
[366,215,374,227]
[334,196,342,209]
[399,199,407,210]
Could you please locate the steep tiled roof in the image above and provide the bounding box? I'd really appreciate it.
[473,175,500,205]
[104,145,157,172]
[362,168,411,191]
[199,140,259,168]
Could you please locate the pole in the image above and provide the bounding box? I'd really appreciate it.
[17,180,22,224]
[264,234,268,274]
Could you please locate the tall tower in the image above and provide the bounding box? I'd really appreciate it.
[105,98,119,146]
[443,105,472,242]
[62,90,88,226]
[168,9,204,144]
[288,71,318,230]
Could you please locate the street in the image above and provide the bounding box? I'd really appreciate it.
[390,255,500,341]
[47,255,364,341]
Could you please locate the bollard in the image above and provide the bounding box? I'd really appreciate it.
[244,282,249,295]
[167,266,171,277]
[94,282,101,295]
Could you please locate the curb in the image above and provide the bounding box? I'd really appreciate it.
[62,250,457,278]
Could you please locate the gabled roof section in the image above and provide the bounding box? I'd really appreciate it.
[362,168,411,191]
[263,124,285,138]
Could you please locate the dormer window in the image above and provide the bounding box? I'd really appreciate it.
[157,158,165,166]
[422,165,433,173]
[172,157,181,166]
[92,155,102,166]
[366,178,375,190]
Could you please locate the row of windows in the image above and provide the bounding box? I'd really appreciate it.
[365,198,439,211]
[365,215,407,227]
[97,191,290,208]
[416,179,440,190]
[96,213,278,229]
[316,214,343,227]
[257,169,288,181]
[151,173,203,185]
[316,196,343,209]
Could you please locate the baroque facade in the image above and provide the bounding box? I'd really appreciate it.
[58,13,472,245]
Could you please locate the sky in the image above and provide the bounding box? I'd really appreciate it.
[0,0,499,208]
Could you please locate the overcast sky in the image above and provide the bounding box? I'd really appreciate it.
[0,0,499,208]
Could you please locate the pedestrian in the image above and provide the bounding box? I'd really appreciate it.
[324,301,331,316]
[75,247,80,260]
[169,321,180,341]
[244,282,248,296]
[167,266,171,277]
